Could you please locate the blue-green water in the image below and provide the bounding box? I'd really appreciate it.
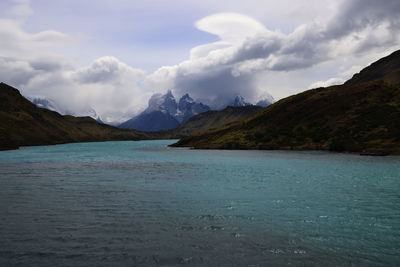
[0,140,399,266]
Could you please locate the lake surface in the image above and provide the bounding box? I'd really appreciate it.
[0,140,399,266]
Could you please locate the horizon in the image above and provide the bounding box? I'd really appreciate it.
[0,0,399,123]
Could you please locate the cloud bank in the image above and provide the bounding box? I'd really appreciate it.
[146,0,400,107]
[1,0,399,122]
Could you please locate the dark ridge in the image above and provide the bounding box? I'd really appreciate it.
[153,105,263,138]
[345,50,400,86]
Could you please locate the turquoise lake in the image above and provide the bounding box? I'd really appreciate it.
[0,140,399,266]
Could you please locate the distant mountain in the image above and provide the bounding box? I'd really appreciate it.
[256,95,275,107]
[177,93,210,123]
[0,83,151,150]
[231,95,251,107]
[119,91,209,132]
[120,111,180,132]
[172,50,400,155]
[30,97,104,123]
[144,90,178,115]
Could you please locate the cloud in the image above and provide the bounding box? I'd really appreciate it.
[308,65,364,89]
[0,55,148,124]
[74,56,145,84]
[325,0,400,40]
[195,13,266,44]
[0,18,73,59]
[0,1,148,123]
[146,1,400,108]
[0,57,38,86]
[18,56,149,123]
[308,78,345,89]
[10,0,33,19]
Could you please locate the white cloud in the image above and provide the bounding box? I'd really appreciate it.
[19,56,149,123]
[0,18,73,59]
[74,56,145,85]
[195,13,266,44]
[0,0,149,123]
[307,64,366,89]
[10,0,33,19]
[308,77,345,89]
[146,1,400,108]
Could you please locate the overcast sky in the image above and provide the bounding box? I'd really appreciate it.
[0,0,399,122]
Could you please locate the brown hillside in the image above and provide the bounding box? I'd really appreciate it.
[0,83,151,150]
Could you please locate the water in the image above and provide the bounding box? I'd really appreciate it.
[0,140,399,266]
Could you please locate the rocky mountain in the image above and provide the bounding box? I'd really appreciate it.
[231,95,251,107]
[119,91,210,132]
[144,90,177,115]
[30,97,104,123]
[177,93,210,123]
[172,50,400,155]
[0,83,151,150]
[120,111,180,132]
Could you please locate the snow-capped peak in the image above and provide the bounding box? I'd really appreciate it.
[256,94,275,107]
[180,93,194,103]
[145,90,178,115]
[140,91,210,124]
[232,95,251,107]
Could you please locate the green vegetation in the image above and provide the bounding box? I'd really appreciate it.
[173,50,400,155]
[0,83,152,150]
[154,105,263,138]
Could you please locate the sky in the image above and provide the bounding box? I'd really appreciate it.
[0,0,399,123]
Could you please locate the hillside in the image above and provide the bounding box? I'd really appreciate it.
[0,83,151,150]
[154,105,263,138]
[345,50,400,86]
[172,50,400,155]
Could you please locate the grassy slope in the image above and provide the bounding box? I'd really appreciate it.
[0,83,151,150]
[345,50,400,86]
[154,105,263,138]
[173,51,400,154]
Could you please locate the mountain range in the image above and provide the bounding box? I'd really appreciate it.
[172,50,400,155]
[119,91,274,132]
[119,91,211,131]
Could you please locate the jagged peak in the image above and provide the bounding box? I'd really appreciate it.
[181,93,191,99]
[232,95,251,107]
[179,93,194,103]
